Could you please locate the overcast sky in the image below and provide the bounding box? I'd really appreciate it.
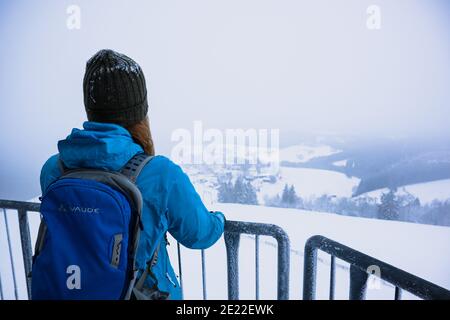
[1,0,449,199]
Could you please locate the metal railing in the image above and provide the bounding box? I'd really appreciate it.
[0,200,291,300]
[2,200,450,300]
[224,221,290,300]
[1,200,39,299]
[303,235,450,300]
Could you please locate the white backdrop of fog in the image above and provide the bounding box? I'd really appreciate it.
[0,0,449,199]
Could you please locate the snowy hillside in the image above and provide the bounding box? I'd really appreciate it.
[257,167,359,202]
[332,159,348,167]
[358,178,450,204]
[173,203,450,300]
[280,144,340,163]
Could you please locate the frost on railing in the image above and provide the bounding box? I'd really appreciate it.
[303,235,450,300]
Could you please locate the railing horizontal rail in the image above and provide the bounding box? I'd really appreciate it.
[0,200,40,212]
[303,235,450,300]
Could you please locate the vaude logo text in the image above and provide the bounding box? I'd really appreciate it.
[58,204,100,214]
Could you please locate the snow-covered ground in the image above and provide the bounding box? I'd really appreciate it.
[257,167,359,202]
[359,179,450,204]
[280,144,340,163]
[332,159,348,167]
[1,202,449,300]
[169,203,450,300]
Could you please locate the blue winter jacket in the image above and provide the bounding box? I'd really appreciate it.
[40,121,225,300]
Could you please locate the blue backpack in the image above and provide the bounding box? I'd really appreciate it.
[31,153,161,300]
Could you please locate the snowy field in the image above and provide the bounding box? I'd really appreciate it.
[280,144,340,163]
[1,202,449,300]
[359,179,450,204]
[169,203,450,300]
[257,167,360,202]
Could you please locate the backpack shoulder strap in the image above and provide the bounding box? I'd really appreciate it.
[120,153,153,183]
[58,153,153,180]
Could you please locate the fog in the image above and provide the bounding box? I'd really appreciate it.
[1,0,449,199]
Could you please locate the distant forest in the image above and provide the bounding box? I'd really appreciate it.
[263,184,450,227]
[217,177,450,227]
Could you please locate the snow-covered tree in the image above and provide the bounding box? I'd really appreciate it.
[378,189,400,220]
[280,184,301,208]
[217,176,258,205]
[217,181,234,203]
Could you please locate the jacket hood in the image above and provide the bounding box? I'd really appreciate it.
[58,121,143,171]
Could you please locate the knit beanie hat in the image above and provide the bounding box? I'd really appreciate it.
[83,49,148,126]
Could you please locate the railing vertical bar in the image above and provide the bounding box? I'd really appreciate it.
[201,249,207,300]
[329,255,336,300]
[176,242,184,299]
[276,233,290,300]
[255,235,260,300]
[224,232,240,300]
[0,267,3,300]
[395,286,402,300]
[349,265,368,300]
[0,210,4,300]
[3,208,19,300]
[18,209,33,299]
[303,243,317,300]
